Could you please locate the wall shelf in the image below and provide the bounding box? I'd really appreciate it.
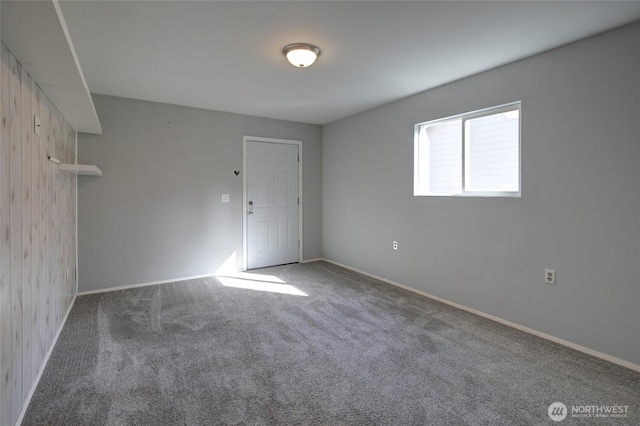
[58,164,102,176]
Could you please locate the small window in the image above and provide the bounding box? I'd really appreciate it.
[414,102,521,197]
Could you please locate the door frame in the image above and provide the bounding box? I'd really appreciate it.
[242,136,303,271]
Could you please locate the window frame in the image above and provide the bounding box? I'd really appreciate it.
[414,101,522,198]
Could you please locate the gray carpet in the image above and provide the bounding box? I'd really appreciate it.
[24,261,639,425]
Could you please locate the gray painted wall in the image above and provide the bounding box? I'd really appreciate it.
[323,23,640,365]
[78,95,322,292]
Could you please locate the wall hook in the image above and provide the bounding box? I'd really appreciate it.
[234,170,240,176]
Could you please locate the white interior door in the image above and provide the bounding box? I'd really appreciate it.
[246,140,299,269]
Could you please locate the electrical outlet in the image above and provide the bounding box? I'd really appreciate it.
[545,269,556,285]
[393,241,398,250]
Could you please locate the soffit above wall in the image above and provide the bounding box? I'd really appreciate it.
[1,0,102,134]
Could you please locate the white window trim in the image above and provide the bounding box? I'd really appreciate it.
[414,101,522,198]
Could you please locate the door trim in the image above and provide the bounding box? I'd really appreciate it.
[242,136,303,271]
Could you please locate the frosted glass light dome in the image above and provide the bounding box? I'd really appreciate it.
[282,43,321,68]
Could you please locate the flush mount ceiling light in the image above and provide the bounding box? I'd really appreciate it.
[282,43,321,68]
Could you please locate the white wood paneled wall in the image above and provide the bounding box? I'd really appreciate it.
[0,42,77,426]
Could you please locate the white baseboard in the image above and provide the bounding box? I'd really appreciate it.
[77,273,215,296]
[16,293,78,426]
[300,258,324,263]
[321,258,640,373]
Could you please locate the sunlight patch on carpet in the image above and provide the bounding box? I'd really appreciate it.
[216,275,307,296]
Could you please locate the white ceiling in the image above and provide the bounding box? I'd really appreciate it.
[58,0,640,125]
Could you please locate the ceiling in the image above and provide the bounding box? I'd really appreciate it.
[57,0,640,125]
